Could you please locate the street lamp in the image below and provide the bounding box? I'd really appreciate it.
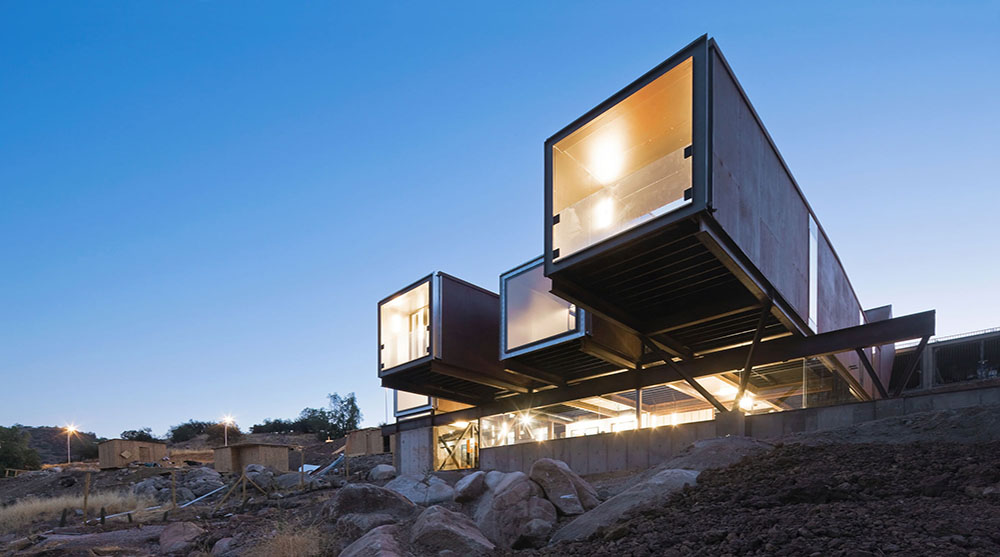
[64,424,78,463]
[222,415,234,447]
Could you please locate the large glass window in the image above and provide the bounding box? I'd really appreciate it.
[478,358,860,449]
[808,216,819,331]
[380,281,430,370]
[504,262,577,352]
[433,421,478,471]
[394,390,432,417]
[552,57,693,259]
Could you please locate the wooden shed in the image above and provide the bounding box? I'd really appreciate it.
[98,439,168,469]
[346,427,387,456]
[213,443,290,473]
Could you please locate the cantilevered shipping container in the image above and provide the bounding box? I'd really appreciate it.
[543,36,877,397]
[500,257,641,385]
[378,272,537,404]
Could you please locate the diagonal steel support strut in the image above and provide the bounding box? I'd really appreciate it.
[892,335,930,397]
[642,336,730,414]
[732,299,773,411]
[855,347,889,399]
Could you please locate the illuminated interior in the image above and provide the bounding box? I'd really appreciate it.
[433,421,479,471]
[395,390,432,417]
[504,261,577,352]
[479,358,857,449]
[380,281,431,370]
[552,57,694,260]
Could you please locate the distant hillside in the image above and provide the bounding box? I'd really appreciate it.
[17,426,101,464]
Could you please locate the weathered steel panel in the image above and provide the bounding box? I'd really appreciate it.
[439,275,503,378]
[710,49,809,323]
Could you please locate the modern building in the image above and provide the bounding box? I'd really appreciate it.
[379,36,936,474]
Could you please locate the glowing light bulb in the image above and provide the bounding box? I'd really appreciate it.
[588,133,625,184]
[593,197,614,230]
[738,395,754,412]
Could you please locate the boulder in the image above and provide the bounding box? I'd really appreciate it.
[529,458,600,515]
[244,464,276,491]
[159,521,205,554]
[274,472,326,490]
[337,512,399,540]
[664,436,774,471]
[369,464,397,481]
[323,483,417,521]
[552,468,699,543]
[133,478,161,498]
[187,467,222,480]
[474,471,556,549]
[484,470,506,491]
[410,505,494,556]
[384,474,455,505]
[184,468,225,497]
[187,478,226,497]
[454,471,486,503]
[211,537,234,555]
[340,524,406,557]
[176,487,196,503]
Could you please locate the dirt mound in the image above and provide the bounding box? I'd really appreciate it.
[788,403,1000,446]
[531,441,1000,556]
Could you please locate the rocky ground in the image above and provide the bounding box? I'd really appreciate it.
[1,403,998,556]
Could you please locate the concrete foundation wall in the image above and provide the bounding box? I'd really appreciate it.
[479,385,1000,476]
[398,427,434,475]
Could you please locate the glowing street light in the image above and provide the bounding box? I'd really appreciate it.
[64,424,78,463]
[221,415,234,447]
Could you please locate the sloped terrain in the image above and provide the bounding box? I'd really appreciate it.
[3,403,1000,555]
[527,404,1000,557]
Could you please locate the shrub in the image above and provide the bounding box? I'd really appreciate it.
[249,392,364,441]
[167,420,213,443]
[121,428,156,442]
[206,422,243,446]
[0,426,41,474]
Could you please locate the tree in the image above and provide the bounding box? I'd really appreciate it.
[329,392,362,438]
[0,425,42,473]
[298,407,334,441]
[168,420,213,443]
[248,392,364,441]
[121,428,156,442]
[251,418,298,434]
[206,422,243,445]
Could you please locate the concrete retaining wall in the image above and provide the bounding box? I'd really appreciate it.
[397,427,434,475]
[479,385,1000,476]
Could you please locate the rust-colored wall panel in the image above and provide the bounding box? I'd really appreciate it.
[711,50,811,324]
[439,275,503,377]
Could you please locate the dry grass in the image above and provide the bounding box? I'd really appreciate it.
[244,524,325,557]
[0,491,154,533]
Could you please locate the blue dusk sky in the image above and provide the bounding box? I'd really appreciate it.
[1,2,998,438]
